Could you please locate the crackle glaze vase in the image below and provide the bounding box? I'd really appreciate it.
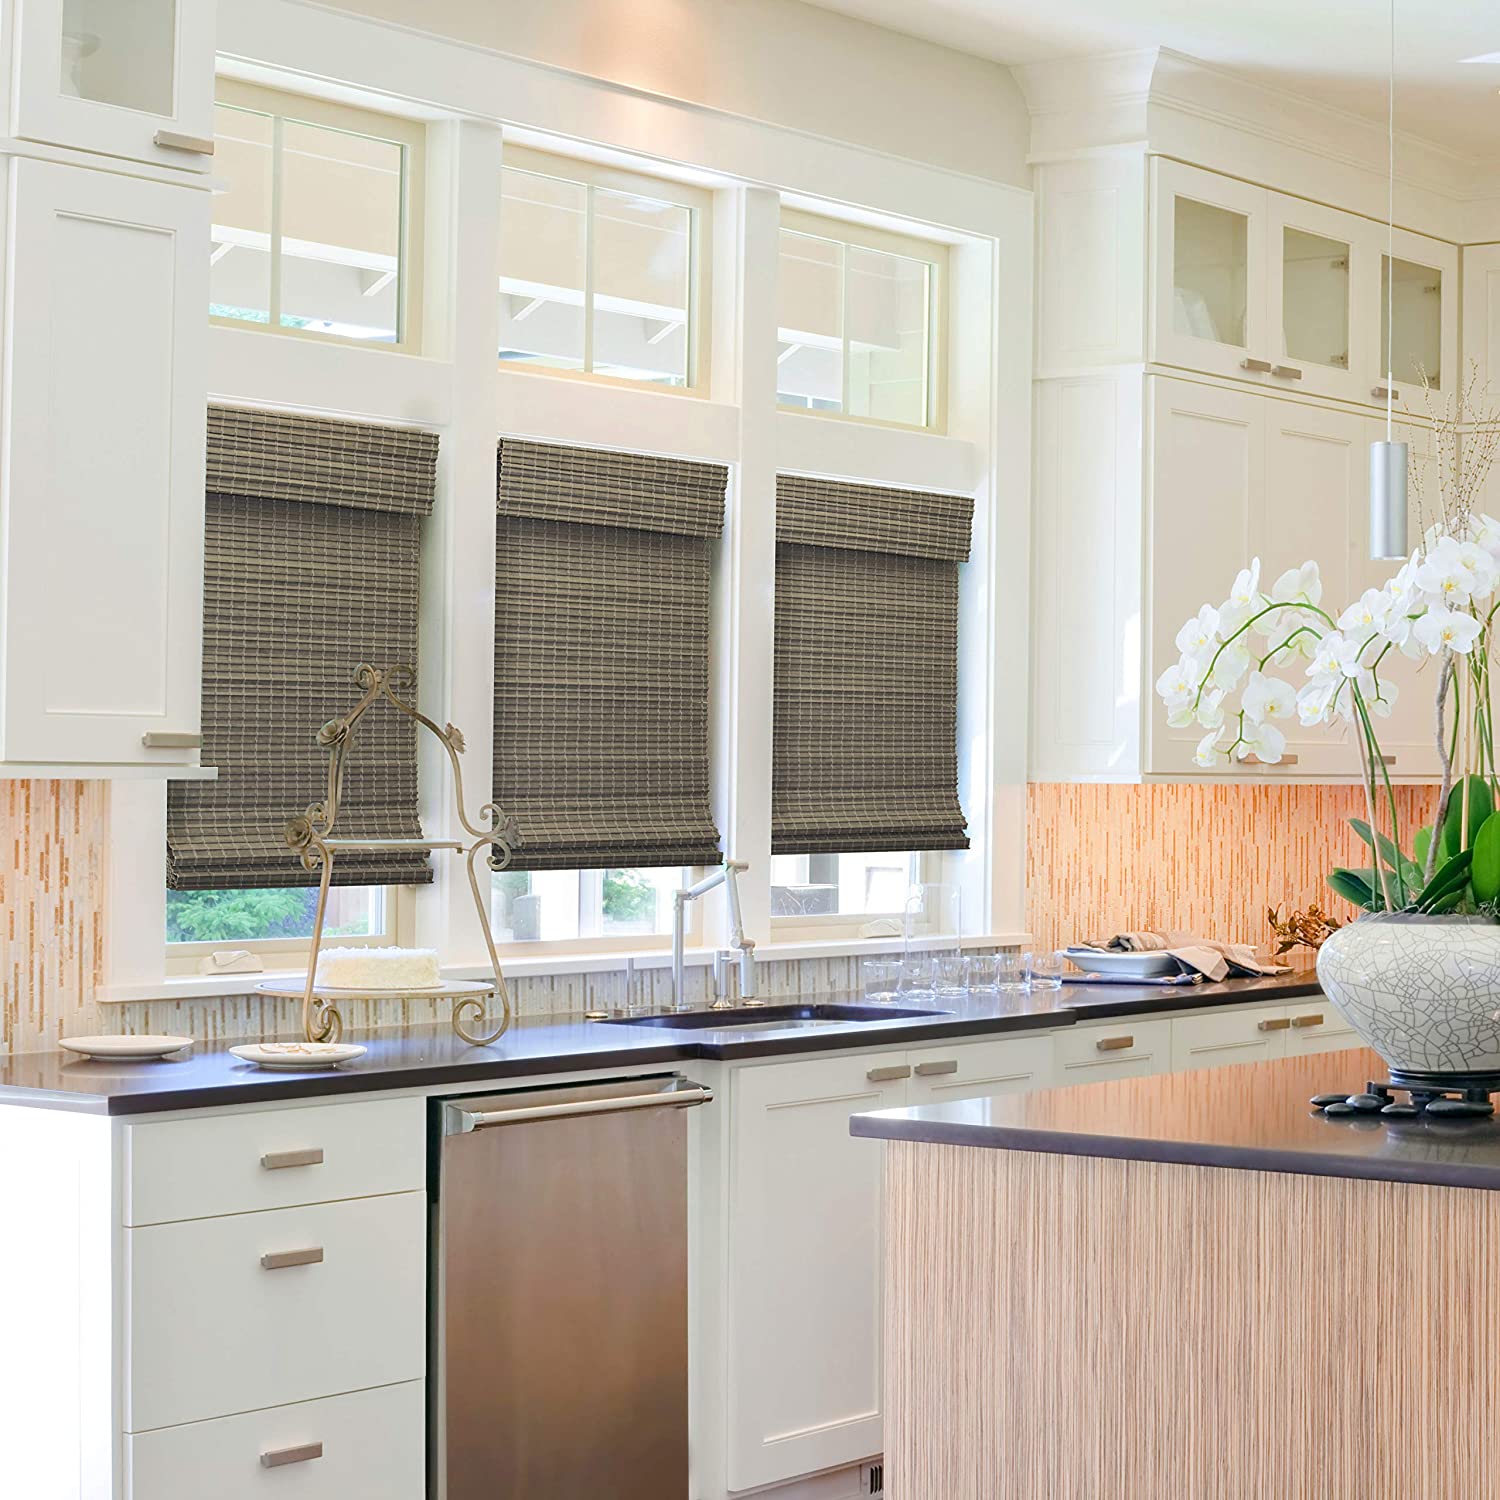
[1316,913,1500,1079]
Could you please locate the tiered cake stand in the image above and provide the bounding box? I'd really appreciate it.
[257,663,519,1046]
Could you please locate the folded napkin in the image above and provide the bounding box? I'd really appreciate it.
[1079,930,1290,983]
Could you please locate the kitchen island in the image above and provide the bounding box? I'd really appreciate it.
[852,1047,1500,1498]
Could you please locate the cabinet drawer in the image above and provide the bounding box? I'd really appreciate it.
[126,1192,426,1432]
[125,1098,424,1225]
[1283,1000,1360,1056]
[1055,1019,1172,1082]
[1171,1005,1290,1072]
[904,1034,1055,1102]
[127,1380,424,1500]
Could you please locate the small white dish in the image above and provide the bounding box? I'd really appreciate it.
[59,1034,193,1062]
[1063,948,1180,979]
[229,1042,368,1071]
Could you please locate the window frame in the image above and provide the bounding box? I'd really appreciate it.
[498,144,713,398]
[211,77,427,353]
[769,851,937,943]
[777,207,949,434]
[489,866,705,959]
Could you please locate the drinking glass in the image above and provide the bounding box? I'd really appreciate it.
[967,953,1000,992]
[996,950,1032,990]
[862,958,902,1003]
[934,955,969,997]
[1029,950,1069,990]
[898,955,936,998]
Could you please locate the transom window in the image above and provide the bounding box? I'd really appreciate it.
[777,209,945,430]
[210,79,424,349]
[498,147,710,393]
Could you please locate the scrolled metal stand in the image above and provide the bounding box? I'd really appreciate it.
[269,663,519,1046]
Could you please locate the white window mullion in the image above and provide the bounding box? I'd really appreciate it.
[581,185,596,374]
[268,113,284,329]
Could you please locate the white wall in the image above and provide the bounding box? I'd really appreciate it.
[316,0,1032,188]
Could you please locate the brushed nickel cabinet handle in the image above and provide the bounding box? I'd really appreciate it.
[1242,753,1299,766]
[260,1148,324,1171]
[1372,384,1396,400]
[1240,357,1273,373]
[261,1247,324,1270]
[1381,754,1397,766]
[1096,1035,1134,1052]
[1258,1017,1292,1032]
[913,1060,959,1077]
[154,129,215,156]
[261,1442,323,1469]
[141,732,201,749]
[1271,364,1302,380]
[867,1065,912,1082]
[1290,1013,1324,1028]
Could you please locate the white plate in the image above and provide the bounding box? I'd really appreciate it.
[1063,948,1181,979]
[59,1034,193,1061]
[230,1042,368,1072]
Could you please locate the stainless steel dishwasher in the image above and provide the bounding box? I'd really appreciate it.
[431,1073,713,1499]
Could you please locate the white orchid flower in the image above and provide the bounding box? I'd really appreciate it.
[1209,640,1250,691]
[1415,540,1477,606]
[1241,670,1296,723]
[1338,588,1390,643]
[1195,687,1227,730]
[1235,721,1287,764]
[1217,558,1262,635]
[1413,608,1483,655]
[1174,603,1220,660]
[1306,630,1364,681]
[1473,514,1500,558]
[1453,540,1498,602]
[1362,671,1399,718]
[1271,561,1322,607]
[1297,677,1341,727]
[1155,654,1204,708]
[1194,727,1225,768]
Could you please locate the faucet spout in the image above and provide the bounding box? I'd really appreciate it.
[672,860,756,1010]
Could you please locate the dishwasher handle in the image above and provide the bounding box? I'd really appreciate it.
[445,1077,713,1134]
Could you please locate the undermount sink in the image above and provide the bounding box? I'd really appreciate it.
[600,1003,951,1032]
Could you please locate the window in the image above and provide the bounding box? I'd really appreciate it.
[166,887,385,946]
[491,868,688,945]
[498,147,709,392]
[210,79,424,349]
[777,210,945,430]
[770,853,918,920]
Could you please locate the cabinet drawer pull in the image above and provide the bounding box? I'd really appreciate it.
[1372,384,1396,400]
[1271,364,1302,380]
[1240,357,1273,373]
[867,1065,912,1082]
[260,1148,324,1171]
[1290,1013,1325,1028]
[261,1442,323,1469]
[914,1060,959,1077]
[1381,754,1397,766]
[1095,1035,1134,1052]
[1257,1017,1292,1032]
[154,129,216,156]
[1243,753,1299,766]
[261,1247,324,1271]
[141,732,201,749]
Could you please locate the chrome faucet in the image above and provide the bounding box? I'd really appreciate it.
[672,860,757,1010]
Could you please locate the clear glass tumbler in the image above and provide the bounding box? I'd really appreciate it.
[934,955,969,997]
[967,952,1000,992]
[996,949,1033,990]
[1029,950,1069,989]
[898,955,936,999]
[862,957,902,1003]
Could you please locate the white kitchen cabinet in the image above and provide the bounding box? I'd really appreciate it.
[726,1049,908,1492]
[1151,159,1457,406]
[904,1033,1055,1103]
[0,158,208,769]
[1282,997,1361,1057]
[1055,1017,1173,1082]
[1171,1003,1294,1072]
[10,0,217,172]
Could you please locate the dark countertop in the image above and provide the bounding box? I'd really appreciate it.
[0,970,1320,1116]
[850,1045,1500,1192]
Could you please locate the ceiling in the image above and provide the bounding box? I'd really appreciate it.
[799,0,1500,160]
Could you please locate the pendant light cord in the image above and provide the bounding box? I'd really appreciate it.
[1386,0,1395,441]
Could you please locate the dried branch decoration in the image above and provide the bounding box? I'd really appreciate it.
[1267,904,1342,955]
[1409,361,1500,544]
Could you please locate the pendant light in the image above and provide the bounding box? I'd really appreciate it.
[1369,0,1409,560]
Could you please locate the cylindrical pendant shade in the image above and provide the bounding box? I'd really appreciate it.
[1369,439,1409,561]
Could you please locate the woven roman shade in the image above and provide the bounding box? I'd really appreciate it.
[494,439,726,870]
[773,474,973,855]
[167,406,439,891]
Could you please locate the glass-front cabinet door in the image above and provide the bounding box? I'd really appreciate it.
[1266,193,1370,405]
[1373,227,1459,408]
[1151,158,1269,383]
[11,0,216,170]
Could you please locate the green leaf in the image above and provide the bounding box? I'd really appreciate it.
[1350,819,1421,892]
[1414,825,1433,869]
[1473,813,1500,906]
[1443,777,1494,857]
[1416,848,1475,912]
[1327,868,1378,910]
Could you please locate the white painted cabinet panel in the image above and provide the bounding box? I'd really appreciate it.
[904,1033,1055,1104]
[126,1191,426,1432]
[1,160,207,766]
[126,1381,425,1500]
[1170,1004,1290,1072]
[1055,1017,1172,1083]
[1282,999,1362,1057]
[11,0,216,171]
[726,1051,906,1492]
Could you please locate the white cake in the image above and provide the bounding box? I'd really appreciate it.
[314,946,441,991]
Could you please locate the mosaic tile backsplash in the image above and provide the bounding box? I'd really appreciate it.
[1,778,1443,1055]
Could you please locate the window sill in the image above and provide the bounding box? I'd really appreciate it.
[98,930,1032,1004]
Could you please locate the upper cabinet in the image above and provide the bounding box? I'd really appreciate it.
[1151,160,1456,407]
[10,0,217,171]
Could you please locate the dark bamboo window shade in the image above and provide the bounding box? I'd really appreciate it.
[166,406,439,891]
[772,473,973,856]
[494,438,727,871]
